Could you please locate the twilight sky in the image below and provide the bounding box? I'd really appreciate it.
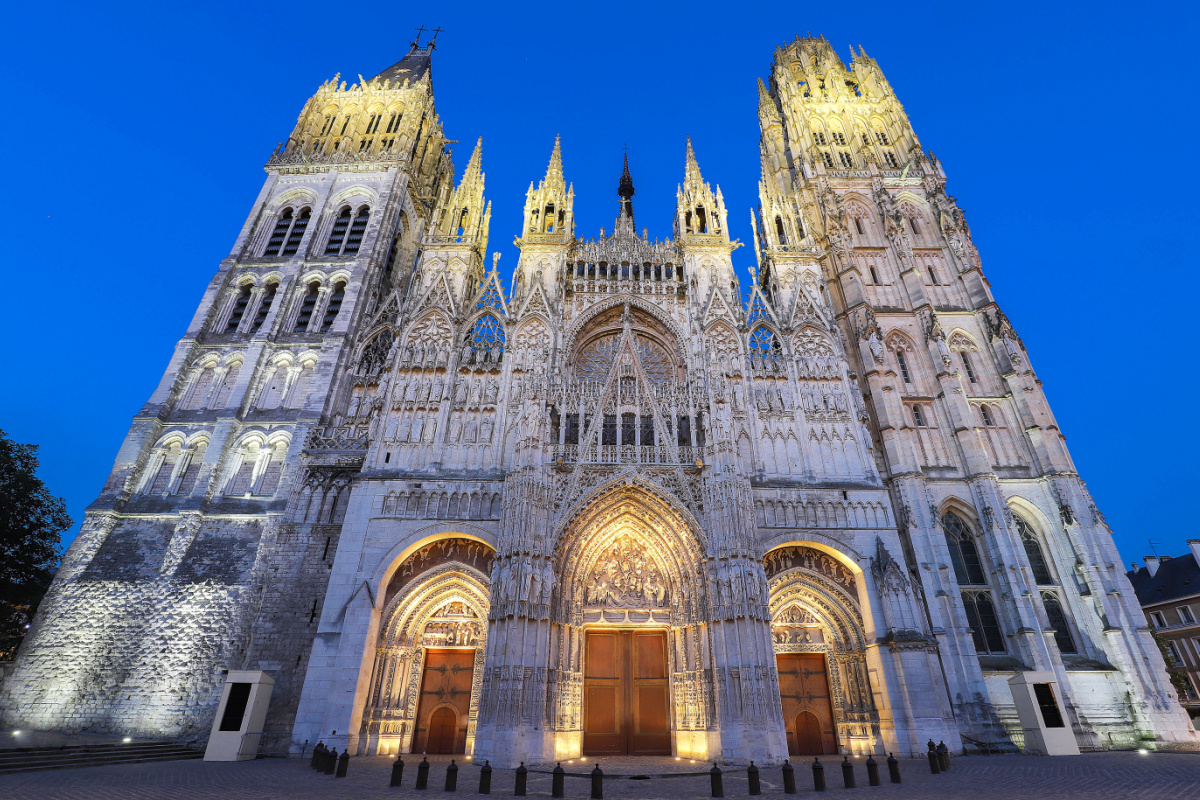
[2,1,1197,565]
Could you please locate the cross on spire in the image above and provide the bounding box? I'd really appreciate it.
[410,25,444,49]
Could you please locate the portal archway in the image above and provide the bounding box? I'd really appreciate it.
[765,544,879,754]
[361,537,494,755]
[549,479,711,759]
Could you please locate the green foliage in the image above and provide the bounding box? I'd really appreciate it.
[1150,628,1196,701]
[0,429,72,660]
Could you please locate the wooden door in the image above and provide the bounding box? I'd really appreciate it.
[583,631,671,755]
[777,653,837,755]
[413,648,475,754]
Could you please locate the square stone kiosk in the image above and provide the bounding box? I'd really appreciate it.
[204,670,275,761]
[1008,672,1080,756]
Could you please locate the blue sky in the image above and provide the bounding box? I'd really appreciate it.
[2,1,1197,565]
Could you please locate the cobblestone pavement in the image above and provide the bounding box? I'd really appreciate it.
[1,751,1199,799]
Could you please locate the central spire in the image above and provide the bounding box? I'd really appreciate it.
[615,150,636,236]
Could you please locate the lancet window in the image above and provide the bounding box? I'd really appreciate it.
[944,511,1007,653]
[325,205,370,256]
[264,206,311,257]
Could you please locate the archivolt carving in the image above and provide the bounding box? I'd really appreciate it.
[562,296,687,365]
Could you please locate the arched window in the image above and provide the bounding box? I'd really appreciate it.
[294,281,320,331]
[320,281,346,332]
[1014,514,1054,585]
[749,326,781,370]
[146,442,182,494]
[250,282,278,333]
[324,204,371,256]
[344,206,369,254]
[225,285,252,332]
[911,404,925,427]
[961,591,1006,652]
[979,404,994,427]
[1041,592,1077,654]
[182,364,217,410]
[961,352,978,383]
[283,207,310,256]
[944,511,986,585]
[264,208,293,256]
[174,440,206,496]
[465,313,505,364]
[895,350,912,384]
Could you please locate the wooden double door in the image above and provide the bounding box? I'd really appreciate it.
[582,630,671,755]
[413,648,475,754]
[777,653,838,755]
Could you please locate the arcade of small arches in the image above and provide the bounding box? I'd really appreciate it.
[351,485,884,760]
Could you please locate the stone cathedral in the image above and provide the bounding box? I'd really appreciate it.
[3,36,1194,764]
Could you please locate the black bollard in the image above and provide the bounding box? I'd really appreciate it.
[842,756,855,789]
[552,763,565,798]
[813,758,826,792]
[937,741,950,772]
[748,761,761,796]
[336,750,349,778]
[866,755,880,786]
[479,760,492,794]
[311,742,323,770]
[782,760,796,794]
[886,753,901,784]
[416,756,429,789]
[515,762,527,797]
[591,763,604,800]
[390,756,405,787]
[926,745,940,775]
[710,763,724,798]
[444,760,458,791]
[325,748,338,775]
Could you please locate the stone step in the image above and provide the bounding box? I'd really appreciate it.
[0,743,203,774]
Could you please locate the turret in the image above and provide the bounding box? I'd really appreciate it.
[521,135,575,242]
[513,136,574,313]
[674,138,740,308]
[423,137,491,304]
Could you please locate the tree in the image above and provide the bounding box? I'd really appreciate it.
[0,429,72,660]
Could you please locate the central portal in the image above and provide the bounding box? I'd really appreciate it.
[582,630,671,755]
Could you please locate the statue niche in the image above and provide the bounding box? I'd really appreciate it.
[583,534,670,608]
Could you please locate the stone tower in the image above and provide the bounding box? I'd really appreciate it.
[3,36,1193,763]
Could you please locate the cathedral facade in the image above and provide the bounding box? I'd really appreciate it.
[3,36,1194,764]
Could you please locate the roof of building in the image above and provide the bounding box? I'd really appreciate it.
[1126,552,1200,606]
[372,46,432,85]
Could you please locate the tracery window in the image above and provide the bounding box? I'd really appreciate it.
[576,333,672,384]
[961,591,1006,652]
[464,313,505,363]
[1041,592,1077,654]
[944,511,986,586]
[1015,514,1054,586]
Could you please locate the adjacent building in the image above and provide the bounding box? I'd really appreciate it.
[1,35,1194,764]
[1128,543,1200,720]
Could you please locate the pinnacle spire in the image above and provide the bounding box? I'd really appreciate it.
[544,134,564,187]
[462,137,483,184]
[684,137,704,186]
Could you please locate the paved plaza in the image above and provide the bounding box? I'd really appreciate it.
[1,751,1199,799]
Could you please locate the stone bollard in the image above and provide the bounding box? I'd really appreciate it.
[813,758,826,792]
[479,761,492,794]
[782,760,796,794]
[841,756,855,789]
[552,763,565,798]
[325,748,338,775]
[937,741,950,772]
[887,754,901,784]
[748,761,761,796]
[709,763,724,798]
[926,742,940,775]
[336,750,349,778]
[416,756,430,789]
[311,742,323,770]
[515,762,527,797]
[390,756,405,787]
[590,763,604,800]
[444,760,458,791]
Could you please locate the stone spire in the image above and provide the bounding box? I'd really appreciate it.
[544,133,565,191]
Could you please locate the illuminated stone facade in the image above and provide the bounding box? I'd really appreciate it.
[2,36,1194,764]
